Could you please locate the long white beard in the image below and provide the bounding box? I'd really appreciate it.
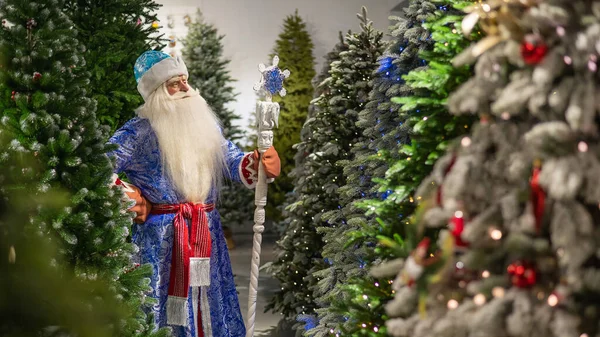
[138,85,227,203]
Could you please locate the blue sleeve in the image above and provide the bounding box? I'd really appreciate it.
[223,139,246,183]
[106,117,147,174]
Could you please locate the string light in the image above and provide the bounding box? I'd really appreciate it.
[489,227,503,240]
[564,56,572,65]
[547,294,559,307]
[447,299,459,309]
[461,137,472,147]
[474,294,486,306]
[578,141,588,152]
[482,270,490,278]
[492,287,505,298]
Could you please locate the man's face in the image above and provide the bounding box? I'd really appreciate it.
[165,75,190,95]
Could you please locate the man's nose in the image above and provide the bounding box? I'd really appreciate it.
[179,81,189,92]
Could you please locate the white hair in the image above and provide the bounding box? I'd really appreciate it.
[137,84,227,203]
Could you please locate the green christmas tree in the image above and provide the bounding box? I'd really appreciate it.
[0,1,166,335]
[268,10,316,221]
[182,9,243,143]
[318,1,438,335]
[64,0,163,134]
[305,7,386,337]
[328,0,481,335]
[385,0,600,336]
[181,9,253,235]
[0,127,125,337]
[266,33,349,334]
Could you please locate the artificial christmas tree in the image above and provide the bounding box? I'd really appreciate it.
[306,7,386,337]
[331,0,481,335]
[0,1,166,335]
[182,9,243,143]
[268,10,316,221]
[64,0,163,133]
[320,1,439,335]
[385,0,600,336]
[0,127,125,337]
[266,33,349,335]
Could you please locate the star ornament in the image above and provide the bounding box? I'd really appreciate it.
[254,55,290,98]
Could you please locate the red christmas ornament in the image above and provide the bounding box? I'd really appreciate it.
[436,154,457,206]
[530,164,545,233]
[449,211,468,248]
[521,34,548,65]
[33,71,41,81]
[507,260,537,288]
[11,90,15,101]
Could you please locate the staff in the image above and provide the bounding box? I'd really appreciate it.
[246,55,289,337]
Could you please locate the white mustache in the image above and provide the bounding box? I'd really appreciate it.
[169,88,198,100]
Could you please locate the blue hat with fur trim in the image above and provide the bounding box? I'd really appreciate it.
[134,51,189,101]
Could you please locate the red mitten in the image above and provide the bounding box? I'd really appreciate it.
[252,146,281,179]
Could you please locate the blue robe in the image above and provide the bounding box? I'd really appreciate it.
[108,117,247,337]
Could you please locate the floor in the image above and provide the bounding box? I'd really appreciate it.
[229,233,295,337]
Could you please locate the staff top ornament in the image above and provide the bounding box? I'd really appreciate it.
[253,55,290,100]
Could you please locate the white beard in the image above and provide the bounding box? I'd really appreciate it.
[137,85,227,203]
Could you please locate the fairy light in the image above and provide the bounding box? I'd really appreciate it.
[447,299,459,309]
[489,227,503,240]
[578,141,588,152]
[548,294,559,307]
[474,294,486,306]
[564,56,572,65]
[492,287,505,298]
[363,295,368,300]
[501,112,511,120]
[461,136,472,147]
[482,270,490,278]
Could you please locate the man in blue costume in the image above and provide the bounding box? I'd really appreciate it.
[108,51,280,337]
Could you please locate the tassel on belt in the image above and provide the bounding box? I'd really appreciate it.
[150,202,215,327]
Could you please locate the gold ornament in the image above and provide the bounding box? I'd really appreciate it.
[457,0,539,62]
[151,21,159,29]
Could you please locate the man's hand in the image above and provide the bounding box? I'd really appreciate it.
[252,146,281,179]
[125,185,152,224]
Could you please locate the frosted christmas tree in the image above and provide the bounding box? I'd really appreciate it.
[385,1,600,336]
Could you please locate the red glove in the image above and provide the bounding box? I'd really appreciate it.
[252,146,281,179]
